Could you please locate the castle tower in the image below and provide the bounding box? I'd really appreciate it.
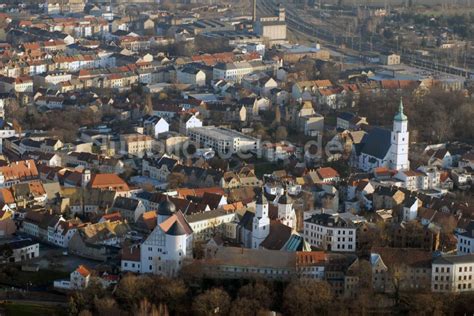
[157,196,176,225]
[390,98,410,171]
[251,191,270,249]
[81,169,91,188]
[277,191,296,229]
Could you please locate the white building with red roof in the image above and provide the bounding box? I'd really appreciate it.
[138,198,193,276]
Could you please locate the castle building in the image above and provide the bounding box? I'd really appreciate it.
[352,99,410,172]
[139,198,193,277]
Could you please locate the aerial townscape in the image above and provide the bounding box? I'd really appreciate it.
[0,0,472,314]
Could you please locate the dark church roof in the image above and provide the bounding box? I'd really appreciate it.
[167,221,188,236]
[359,127,392,159]
[157,197,176,216]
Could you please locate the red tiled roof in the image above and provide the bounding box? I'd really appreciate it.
[317,167,340,179]
[90,174,129,192]
[0,160,38,182]
[296,251,327,266]
[101,212,122,222]
[76,265,91,277]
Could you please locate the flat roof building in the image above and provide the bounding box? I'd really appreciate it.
[187,126,260,156]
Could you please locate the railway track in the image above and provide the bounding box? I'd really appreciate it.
[258,0,474,78]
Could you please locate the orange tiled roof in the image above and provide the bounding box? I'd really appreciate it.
[76,265,91,277]
[101,212,122,222]
[90,174,129,192]
[317,167,340,179]
[296,251,327,266]
[0,188,14,204]
[0,160,38,181]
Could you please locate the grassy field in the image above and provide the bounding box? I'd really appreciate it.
[2,302,66,316]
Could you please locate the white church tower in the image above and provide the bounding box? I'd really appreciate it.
[277,192,296,230]
[251,192,270,249]
[390,98,410,171]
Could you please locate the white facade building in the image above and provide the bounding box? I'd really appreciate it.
[457,222,474,255]
[303,213,356,252]
[139,199,193,277]
[213,60,279,83]
[176,67,206,87]
[432,254,474,292]
[181,114,203,134]
[143,115,169,139]
[402,196,420,222]
[275,193,297,230]
[187,209,237,242]
[0,239,39,263]
[187,126,260,156]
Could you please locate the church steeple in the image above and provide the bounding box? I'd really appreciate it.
[394,97,407,122]
[252,190,270,249]
[390,96,409,171]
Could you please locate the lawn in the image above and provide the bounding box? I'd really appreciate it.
[2,302,66,316]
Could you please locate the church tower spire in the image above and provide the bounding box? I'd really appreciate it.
[394,97,408,122]
[252,190,270,249]
[390,97,409,171]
